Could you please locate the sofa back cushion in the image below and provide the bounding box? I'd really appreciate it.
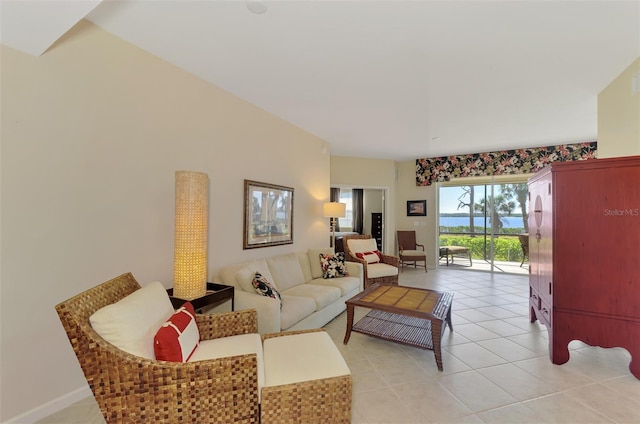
[90,281,174,359]
[297,252,313,283]
[266,253,305,291]
[308,248,335,279]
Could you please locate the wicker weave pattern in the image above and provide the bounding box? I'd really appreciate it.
[343,234,400,289]
[55,273,260,423]
[260,375,352,424]
[174,171,209,300]
[261,329,352,423]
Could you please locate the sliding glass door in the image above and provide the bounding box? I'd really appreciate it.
[438,175,529,273]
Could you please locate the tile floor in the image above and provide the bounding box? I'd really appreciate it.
[37,268,640,423]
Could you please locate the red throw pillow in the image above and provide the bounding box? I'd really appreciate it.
[355,250,382,264]
[154,302,200,362]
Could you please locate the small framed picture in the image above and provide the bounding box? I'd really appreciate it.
[407,200,427,216]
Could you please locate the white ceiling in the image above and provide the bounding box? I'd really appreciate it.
[2,1,639,161]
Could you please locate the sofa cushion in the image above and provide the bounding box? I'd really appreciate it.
[90,281,174,359]
[367,262,399,279]
[297,252,313,283]
[189,333,265,400]
[252,272,282,306]
[308,277,361,296]
[320,252,348,278]
[266,253,305,291]
[355,250,382,264]
[263,331,350,387]
[347,238,378,255]
[400,249,426,257]
[279,295,316,330]
[308,248,335,279]
[281,284,341,311]
[235,259,275,293]
[154,302,200,362]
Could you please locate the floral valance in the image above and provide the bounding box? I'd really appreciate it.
[416,141,597,186]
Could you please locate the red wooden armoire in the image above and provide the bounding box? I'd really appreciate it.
[528,155,640,379]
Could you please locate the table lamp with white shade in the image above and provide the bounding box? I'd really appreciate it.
[323,202,346,248]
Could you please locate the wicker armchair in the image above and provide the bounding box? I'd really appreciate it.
[397,230,427,273]
[343,234,399,289]
[55,273,260,423]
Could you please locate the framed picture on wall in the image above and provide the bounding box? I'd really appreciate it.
[243,180,294,249]
[407,200,427,216]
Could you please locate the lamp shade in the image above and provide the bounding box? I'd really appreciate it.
[323,202,346,218]
[173,171,208,300]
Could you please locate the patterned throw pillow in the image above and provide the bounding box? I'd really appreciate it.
[154,302,200,362]
[252,272,282,307]
[356,250,382,264]
[319,252,349,279]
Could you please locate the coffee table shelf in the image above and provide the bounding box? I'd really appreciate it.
[353,309,437,350]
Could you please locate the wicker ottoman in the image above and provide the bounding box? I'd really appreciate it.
[439,246,472,266]
[261,329,352,423]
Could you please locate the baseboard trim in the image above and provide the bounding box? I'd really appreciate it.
[5,386,93,424]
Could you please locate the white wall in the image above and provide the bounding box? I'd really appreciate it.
[0,20,331,422]
[598,56,640,158]
[395,160,438,264]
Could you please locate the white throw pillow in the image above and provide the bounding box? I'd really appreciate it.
[90,281,174,359]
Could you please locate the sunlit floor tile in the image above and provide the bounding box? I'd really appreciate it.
[565,382,640,424]
[476,319,528,337]
[438,370,517,413]
[476,337,540,362]
[351,387,420,424]
[477,363,556,401]
[444,342,508,369]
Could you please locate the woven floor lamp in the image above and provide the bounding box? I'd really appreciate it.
[173,171,209,300]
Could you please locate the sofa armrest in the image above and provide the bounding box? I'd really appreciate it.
[344,261,364,289]
[344,254,369,280]
[234,290,281,334]
[344,261,362,278]
[196,309,258,340]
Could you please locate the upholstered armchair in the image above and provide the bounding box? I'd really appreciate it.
[343,234,399,289]
[397,230,427,272]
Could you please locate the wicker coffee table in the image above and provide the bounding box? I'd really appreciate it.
[344,283,453,371]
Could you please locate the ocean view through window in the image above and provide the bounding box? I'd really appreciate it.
[438,175,530,273]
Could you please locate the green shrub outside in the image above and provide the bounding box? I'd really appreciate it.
[439,234,525,262]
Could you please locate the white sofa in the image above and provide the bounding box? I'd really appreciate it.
[218,249,363,334]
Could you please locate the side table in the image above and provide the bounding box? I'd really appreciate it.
[167,282,234,313]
